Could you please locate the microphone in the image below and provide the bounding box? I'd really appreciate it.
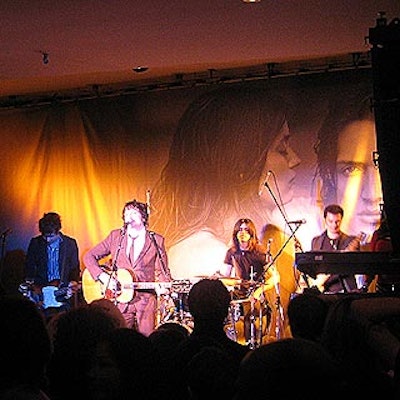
[287,219,307,225]
[258,170,272,196]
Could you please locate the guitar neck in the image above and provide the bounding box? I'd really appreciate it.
[344,232,366,251]
[129,282,172,290]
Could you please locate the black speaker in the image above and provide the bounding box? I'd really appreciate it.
[369,14,400,257]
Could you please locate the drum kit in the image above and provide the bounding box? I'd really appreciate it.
[157,275,280,348]
[222,277,274,349]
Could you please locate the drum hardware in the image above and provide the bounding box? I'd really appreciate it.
[264,236,285,340]
[158,279,194,327]
[171,279,193,324]
[225,280,271,348]
[257,286,266,344]
[248,294,257,349]
[245,265,260,349]
[273,280,285,340]
[170,279,192,294]
[172,291,187,322]
[226,293,244,342]
[247,280,265,350]
[226,306,237,342]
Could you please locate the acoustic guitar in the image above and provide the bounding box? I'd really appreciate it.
[81,268,174,304]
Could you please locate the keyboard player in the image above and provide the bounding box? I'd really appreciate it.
[309,204,361,294]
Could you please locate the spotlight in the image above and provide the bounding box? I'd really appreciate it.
[42,52,49,65]
[132,66,149,73]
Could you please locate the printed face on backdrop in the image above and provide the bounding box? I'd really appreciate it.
[258,121,301,207]
[336,119,382,238]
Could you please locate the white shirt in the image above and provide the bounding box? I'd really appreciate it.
[126,226,146,263]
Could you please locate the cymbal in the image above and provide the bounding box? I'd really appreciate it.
[231,298,250,304]
[219,277,242,287]
[240,279,263,288]
[218,276,241,280]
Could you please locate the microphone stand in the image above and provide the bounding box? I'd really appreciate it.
[263,179,303,251]
[149,231,168,277]
[263,179,310,290]
[149,230,169,326]
[262,178,308,339]
[107,227,126,305]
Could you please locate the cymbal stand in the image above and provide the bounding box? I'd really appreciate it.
[274,280,285,340]
[257,283,265,345]
[156,292,164,326]
[248,266,259,350]
[177,292,185,322]
[228,292,238,342]
[248,287,257,350]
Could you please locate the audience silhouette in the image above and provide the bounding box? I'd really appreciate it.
[171,278,250,399]
[0,294,52,399]
[87,327,163,400]
[46,302,126,400]
[287,292,330,342]
[234,337,351,400]
[2,275,400,399]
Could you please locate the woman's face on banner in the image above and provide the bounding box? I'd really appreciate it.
[336,119,382,238]
[259,121,301,206]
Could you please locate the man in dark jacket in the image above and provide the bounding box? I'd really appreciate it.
[310,204,361,293]
[24,212,80,319]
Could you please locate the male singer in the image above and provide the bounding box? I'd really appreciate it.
[83,199,172,336]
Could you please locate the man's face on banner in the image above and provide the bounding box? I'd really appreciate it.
[336,118,382,238]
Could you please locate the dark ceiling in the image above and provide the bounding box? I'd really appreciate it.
[1,0,399,99]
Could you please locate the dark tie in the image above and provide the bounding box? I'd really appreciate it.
[129,238,135,263]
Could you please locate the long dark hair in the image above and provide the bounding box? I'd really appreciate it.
[314,89,373,206]
[151,83,289,247]
[231,218,259,251]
